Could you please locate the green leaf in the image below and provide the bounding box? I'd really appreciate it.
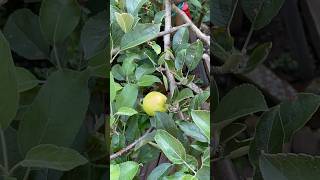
[3,8,49,60]
[154,130,187,164]
[220,123,247,144]
[175,49,187,70]
[147,163,172,180]
[178,121,208,143]
[121,54,138,77]
[18,70,90,155]
[260,153,320,180]
[196,166,210,180]
[119,161,140,180]
[214,84,268,128]
[115,84,138,110]
[249,106,284,169]
[190,0,202,8]
[241,0,285,30]
[21,144,88,171]
[116,107,138,116]
[39,0,81,44]
[120,23,161,51]
[126,0,148,15]
[172,27,189,51]
[110,73,117,102]
[135,64,156,80]
[154,10,165,24]
[16,67,38,93]
[189,91,210,111]
[242,42,272,73]
[137,75,161,87]
[280,93,320,142]
[0,31,19,130]
[115,12,135,33]
[110,164,120,180]
[185,40,204,71]
[201,147,210,167]
[150,41,161,55]
[211,0,236,27]
[81,11,108,60]
[153,112,180,138]
[191,110,210,141]
[175,88,194,103]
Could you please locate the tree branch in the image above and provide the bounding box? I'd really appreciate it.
[172,4,210,46]
[110,128,154,160]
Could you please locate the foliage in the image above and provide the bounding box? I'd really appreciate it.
[212,0,320,179]
[0,0,107,179]
[110,0,210,179]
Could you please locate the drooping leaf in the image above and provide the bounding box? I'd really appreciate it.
[191,110,210,140]
[18,70,90,155]
[178,121,208,142]
[115,12,135,33]
[120,23,161,51]
[116,107,138,116]
[137,75,161,87]
[39,0,81,44]
[214,84,268,128]
[4,8,49,60]
[21,144,88,171]
[0,31,19,129]
[115,84,138,110]
[154,130,186,164]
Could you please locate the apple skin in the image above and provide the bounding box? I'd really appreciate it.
[142,91,167,116]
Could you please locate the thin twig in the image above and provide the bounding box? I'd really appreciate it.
[156,23,191,38]
[110,128,154,160]
[164,0,177,98]
[186,82,203,94]
[172,4,210,46]
[227,0,239,29]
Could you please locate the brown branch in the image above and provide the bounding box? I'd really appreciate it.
[156,23,191,39]
[203,53,210,74]
[172,4,210,46]
[186,82,203,94]
[164,0,177,97]
[110,127,154,160]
